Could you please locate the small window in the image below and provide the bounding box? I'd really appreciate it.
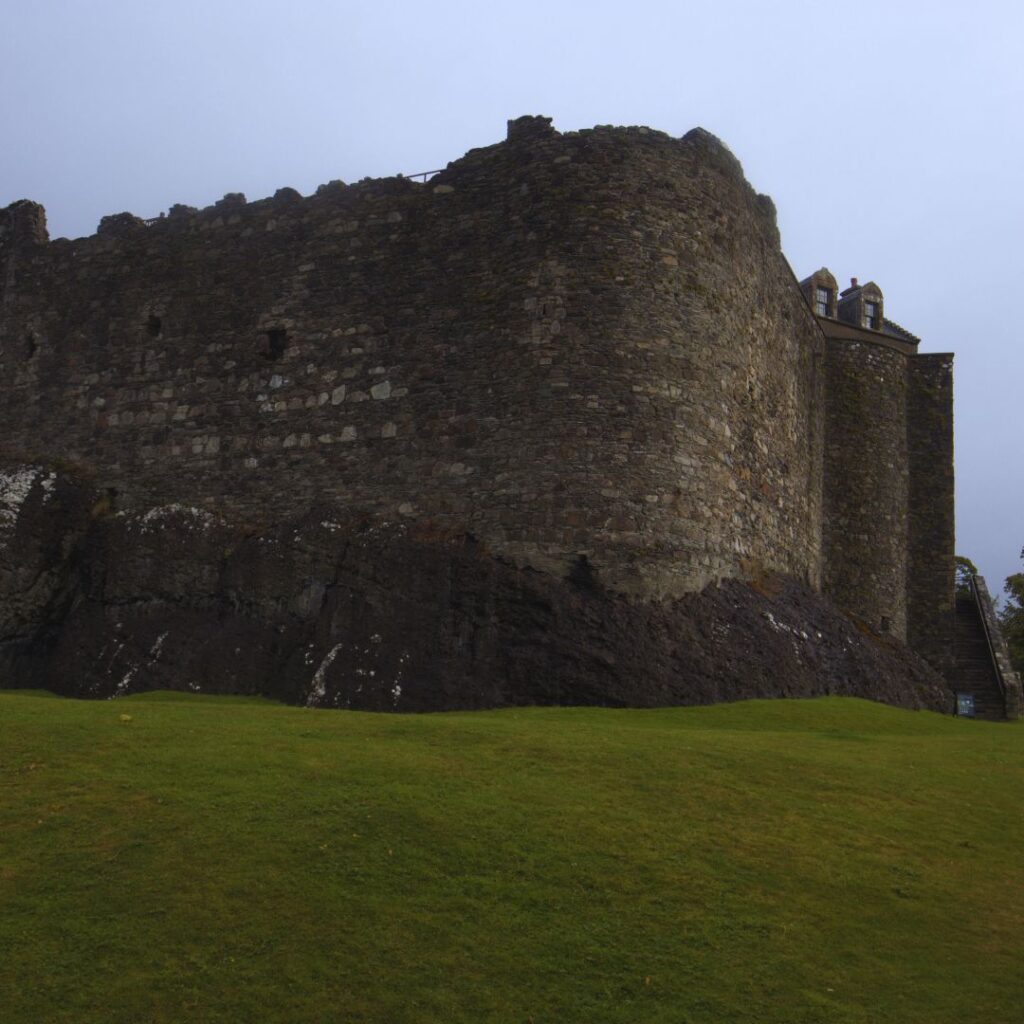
[25,333,37,359]
[264,329,287,360]
[146,314,162,337]
[864,300,880,330]
[814,286,831,317]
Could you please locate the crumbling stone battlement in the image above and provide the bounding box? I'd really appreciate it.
[2,116,779,249]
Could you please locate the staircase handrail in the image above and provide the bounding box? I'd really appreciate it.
[968,574,1023,719]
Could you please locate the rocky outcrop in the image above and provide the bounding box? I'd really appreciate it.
[0,461,952,713]
[0,464,94,685]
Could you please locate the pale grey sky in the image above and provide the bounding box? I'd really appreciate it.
[2,0,1021,592]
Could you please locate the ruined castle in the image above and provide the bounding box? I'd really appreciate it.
[0,116,1016,716]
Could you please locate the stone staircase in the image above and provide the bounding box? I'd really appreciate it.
[953,576,1023,721]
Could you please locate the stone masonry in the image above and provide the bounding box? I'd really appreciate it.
[0,115,956,691]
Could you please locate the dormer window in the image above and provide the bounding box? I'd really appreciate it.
[864,300,880,330]
[800,268,839,323]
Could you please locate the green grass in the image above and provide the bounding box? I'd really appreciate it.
[1,692,1021,1024]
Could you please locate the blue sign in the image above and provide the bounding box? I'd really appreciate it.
[956,693,975,718]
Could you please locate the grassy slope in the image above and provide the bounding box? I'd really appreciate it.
[0,692,1021,1024]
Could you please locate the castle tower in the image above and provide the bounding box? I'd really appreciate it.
[0,117,968,713]
[801,269,955,677]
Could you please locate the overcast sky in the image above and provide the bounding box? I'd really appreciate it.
[2,0,1021,593]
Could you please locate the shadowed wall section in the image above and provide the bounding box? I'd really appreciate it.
[823,339,910,638]
[907,355,955,676]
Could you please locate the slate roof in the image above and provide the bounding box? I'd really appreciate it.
[881,317,920,344]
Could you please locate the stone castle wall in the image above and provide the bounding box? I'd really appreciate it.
[0,117,825,598]
[822,334,955,674]
[907,355,955,675]
[823,338,910,638]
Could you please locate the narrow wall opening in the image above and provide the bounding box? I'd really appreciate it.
[264,329,287,360]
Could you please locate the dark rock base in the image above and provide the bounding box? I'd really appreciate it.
[0,465,952,714]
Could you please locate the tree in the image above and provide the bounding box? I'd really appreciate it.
[955,555,979,597]
[999,549,1024,674]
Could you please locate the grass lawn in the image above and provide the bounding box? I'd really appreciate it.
[0,691,1021,1024]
